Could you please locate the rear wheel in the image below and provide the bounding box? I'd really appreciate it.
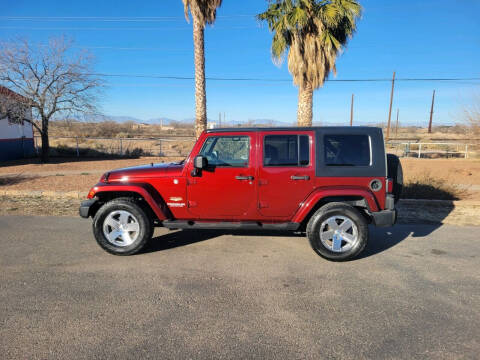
[93,197,153,255]
[306,202,368,261]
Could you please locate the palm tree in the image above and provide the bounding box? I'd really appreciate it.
[182,0,222,138]
[258,0,361,126]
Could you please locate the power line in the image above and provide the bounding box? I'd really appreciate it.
[0,15,255,21]
[0,26,190,30]
[91,73,480,82]
[0,25,253,31]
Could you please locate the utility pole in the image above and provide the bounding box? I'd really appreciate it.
[218,112,221,128]
[223,112,226,127]
[428,90,435,133]
[350,94,354,126]
[386,71,396,140]
[395,108,399,138]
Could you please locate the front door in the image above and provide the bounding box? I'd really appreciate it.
[187,133,257,219]
[257,131,315,218]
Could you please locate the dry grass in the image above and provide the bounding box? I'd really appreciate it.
[45,136,195,158]
[49,120,194,138]
[0,195,78,216]
[402,173,468,200]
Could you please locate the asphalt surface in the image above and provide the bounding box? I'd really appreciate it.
[0,216,479,359]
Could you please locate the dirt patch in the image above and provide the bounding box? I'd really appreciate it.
[1,174,99,193]
[399,158,480,200]
[0,195,79,216]
[401,158,480,185]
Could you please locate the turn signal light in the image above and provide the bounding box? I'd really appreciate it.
[87,188,96,199]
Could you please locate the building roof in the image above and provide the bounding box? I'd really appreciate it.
[0,86,29,102]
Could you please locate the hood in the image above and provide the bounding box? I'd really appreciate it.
[105,162,184,182]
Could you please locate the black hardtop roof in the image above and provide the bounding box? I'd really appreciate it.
[206,126,381,133]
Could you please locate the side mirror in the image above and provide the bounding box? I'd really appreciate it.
[194,155,208,169]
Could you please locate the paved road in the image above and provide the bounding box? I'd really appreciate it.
[0,216,479,359]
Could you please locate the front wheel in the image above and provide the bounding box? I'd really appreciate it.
[306,202,368,261]
[93,197,153,255]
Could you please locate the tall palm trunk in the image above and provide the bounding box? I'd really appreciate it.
[297,82,313,126]
[192,16,207,138]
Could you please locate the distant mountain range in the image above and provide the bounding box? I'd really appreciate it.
[60,114,294,127]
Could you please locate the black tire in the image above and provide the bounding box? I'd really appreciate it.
[92,197,153,255]
[306,202,368,261]
[387,153,403,203]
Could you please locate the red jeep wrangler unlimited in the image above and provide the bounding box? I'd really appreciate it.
[80,127,402,261]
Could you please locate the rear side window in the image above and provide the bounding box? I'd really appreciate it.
[264,135,310,166]
[324,135,371,166]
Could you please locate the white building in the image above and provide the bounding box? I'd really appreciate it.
[0,86,35,161]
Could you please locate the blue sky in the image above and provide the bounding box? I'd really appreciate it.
[1,0,479,125]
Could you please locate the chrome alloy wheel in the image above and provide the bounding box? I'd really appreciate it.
[102,210,140,247]
[319,215,359,253]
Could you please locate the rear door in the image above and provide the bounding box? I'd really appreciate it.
[257,131,315,218]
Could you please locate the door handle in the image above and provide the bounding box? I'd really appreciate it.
[291,175,310,180]
[235,175,254,181]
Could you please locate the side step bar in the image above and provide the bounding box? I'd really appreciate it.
[161,220,300,231]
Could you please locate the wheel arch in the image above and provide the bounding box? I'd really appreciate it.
[88,183,171,221]
[293,188,379,229]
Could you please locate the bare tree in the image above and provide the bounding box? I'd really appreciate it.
[0,37,104,162]
[464,95,480,136]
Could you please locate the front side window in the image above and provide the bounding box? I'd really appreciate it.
[199,136,250,167]
[324,134,371,166]
[264,135,310,166]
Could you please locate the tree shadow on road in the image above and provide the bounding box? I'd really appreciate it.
[143,230,223,253]
[358,223,444,260]
[144,220,451,260]
[143,229,303,254]
[356,199,456,259]
[0,174,40,185]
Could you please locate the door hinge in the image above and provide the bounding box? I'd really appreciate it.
[258,179,268,186]
[258,201,269,209]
